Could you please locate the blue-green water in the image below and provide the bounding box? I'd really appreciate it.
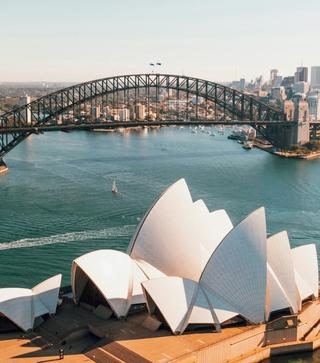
[0,127,320,361]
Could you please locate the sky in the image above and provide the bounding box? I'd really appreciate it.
[0,0,319,83]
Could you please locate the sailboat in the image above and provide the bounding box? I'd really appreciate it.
[112,180,118,194]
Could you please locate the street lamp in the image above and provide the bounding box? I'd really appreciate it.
[149,62,162,73]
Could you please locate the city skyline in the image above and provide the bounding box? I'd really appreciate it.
[1,0,319,83]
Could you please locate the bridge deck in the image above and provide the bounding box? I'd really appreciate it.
[0,120,295,134]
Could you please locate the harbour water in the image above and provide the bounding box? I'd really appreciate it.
[0,126,320,362]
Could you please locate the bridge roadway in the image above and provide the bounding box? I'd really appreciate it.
[0,119,296,134]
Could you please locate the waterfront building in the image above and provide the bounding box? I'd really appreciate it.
[0,275,61,331]
[119,108,130,121]
[311,66,320,89]
[135,103,146,120]
[295,66,308,83]
[71,179,318,335]
[18,94,31,124]
[91,105,101,120]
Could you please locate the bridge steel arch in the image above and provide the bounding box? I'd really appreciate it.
[0,74,286,159]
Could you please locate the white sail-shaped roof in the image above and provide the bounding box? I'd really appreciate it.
[0,274,62,332]
[128,179,203,281]
[207,210,233,254]
[142,277,198,334]
[0,288,33,331]
[200,208,267,324]
[128,179,233,281]
[266,264,295,317]
[72,250,147,318]
[32,274,62,314]
[142,276,238,335]
[291,244,319,300]
[266,231,300,318]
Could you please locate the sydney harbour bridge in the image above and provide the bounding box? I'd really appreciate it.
[0,73,298,164]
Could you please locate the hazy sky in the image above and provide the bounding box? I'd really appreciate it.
[1,0,319,82]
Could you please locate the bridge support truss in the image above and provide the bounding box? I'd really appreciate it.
[0,74,287,159]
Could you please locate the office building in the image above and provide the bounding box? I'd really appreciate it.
[311,66,320,89]
[281,76,295,87]
[119,108,130,121]
[308,94,320,121]
[274,76,283,87]
[239,78,245,89]
[293,82,310,95]
[294,67,308,83]
[270,69,278,86]
[91,105,101,120]
[135,104,146,120]
[271,86,286,101]
[19,95,32,125]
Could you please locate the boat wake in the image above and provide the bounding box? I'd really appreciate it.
[0,225,135,251]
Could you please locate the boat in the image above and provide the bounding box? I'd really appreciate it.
[218,126,224,135]
[112,181,118,194]
[243,141,253,150]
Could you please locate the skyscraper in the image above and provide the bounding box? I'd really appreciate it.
[308,93,320,121]
[270,69,278,86]
[239,78,245,90]
[311,66,320,89]
[19,95,31,125]
[294,67,308,83]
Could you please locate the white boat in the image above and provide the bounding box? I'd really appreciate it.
[112,181,118,194]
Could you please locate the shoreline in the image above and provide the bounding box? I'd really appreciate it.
[253,141,320,160]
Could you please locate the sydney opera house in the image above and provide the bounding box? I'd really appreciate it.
[71,178,319,334]
[0,179,320,362]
